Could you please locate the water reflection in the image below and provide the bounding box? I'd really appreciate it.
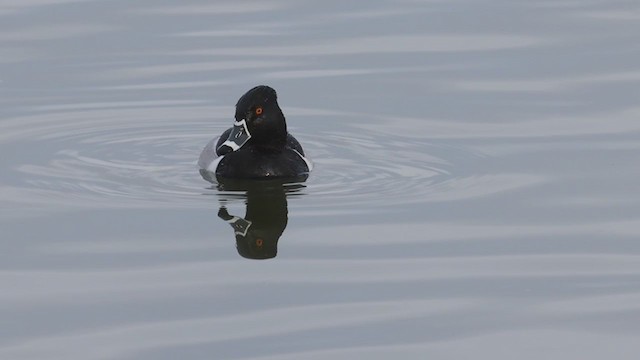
[206,176,307,260]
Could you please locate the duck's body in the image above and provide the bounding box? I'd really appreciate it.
[198,86,312,180]
[199,131,310,179]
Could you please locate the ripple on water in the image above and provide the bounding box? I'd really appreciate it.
[0,103,542,217]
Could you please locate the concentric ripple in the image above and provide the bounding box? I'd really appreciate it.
[296,121,543,214]
[1,102,214,216]
[0,102,540,217]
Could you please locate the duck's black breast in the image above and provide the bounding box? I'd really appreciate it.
[215,145,310,179]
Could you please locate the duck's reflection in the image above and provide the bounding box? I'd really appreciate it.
[210,175,307,260]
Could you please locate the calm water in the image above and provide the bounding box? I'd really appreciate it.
[2,0,640,358]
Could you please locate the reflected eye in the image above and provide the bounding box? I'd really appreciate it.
[255,107,263,115]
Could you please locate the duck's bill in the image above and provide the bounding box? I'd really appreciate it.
[217,120,251,155]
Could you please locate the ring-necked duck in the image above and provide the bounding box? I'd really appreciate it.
[198,85,312,180]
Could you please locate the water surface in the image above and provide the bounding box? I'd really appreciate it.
[2,0,640,359]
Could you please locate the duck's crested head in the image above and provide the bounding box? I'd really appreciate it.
[235,85,278,116]
[234,85,283,125]
[217,86,287,156]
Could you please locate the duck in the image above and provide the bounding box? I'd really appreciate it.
[198,85,312,180]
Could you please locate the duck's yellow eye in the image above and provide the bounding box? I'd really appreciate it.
[255,107,263,115]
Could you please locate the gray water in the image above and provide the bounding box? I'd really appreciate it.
[2,0,640,359]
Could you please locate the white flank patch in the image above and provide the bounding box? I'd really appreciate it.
[207,155,225,173]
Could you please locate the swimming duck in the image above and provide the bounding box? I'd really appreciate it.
[198,85,312,180]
